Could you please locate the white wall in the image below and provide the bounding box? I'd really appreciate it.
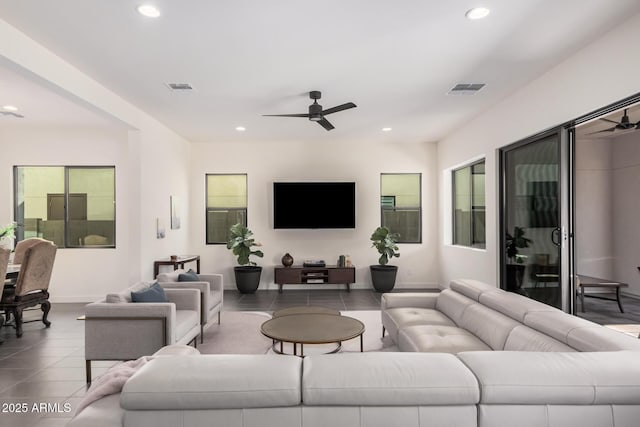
[575,138,613,278]
[437,12,640,288]
[0,20,193,300]
[189,139,438,290]
[612,132,640,297]
[0,127,133,302]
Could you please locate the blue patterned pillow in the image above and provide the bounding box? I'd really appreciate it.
[178,269,199,282]
[131,283,168,303]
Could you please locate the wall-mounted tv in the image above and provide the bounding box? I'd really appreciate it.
[273,182,356,229]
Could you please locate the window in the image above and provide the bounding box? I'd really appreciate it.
[206,174,247,244]
[380,173,421,243]
[14,166,116,248]
[452,160,485,248]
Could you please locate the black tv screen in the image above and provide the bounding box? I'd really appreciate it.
[273,182,356,229]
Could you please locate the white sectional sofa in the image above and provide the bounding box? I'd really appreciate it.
[69,279,640,427]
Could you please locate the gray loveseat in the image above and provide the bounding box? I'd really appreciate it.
[84,281,201,382]
[69,279,640,427]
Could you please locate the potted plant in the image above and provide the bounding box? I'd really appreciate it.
[0,222,17,250]
[226,223,264,294]
[369,226,400,292]
[504,226,532,293]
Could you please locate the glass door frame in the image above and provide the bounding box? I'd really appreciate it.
[498,126,573,312]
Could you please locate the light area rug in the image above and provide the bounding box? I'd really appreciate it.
[197,310,397,355]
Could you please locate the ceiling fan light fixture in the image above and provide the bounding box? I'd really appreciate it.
[309,114,323,122]
[465,7,490,20]
[137,4,160,18]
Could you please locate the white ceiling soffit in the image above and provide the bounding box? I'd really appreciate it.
[1,1,640,143]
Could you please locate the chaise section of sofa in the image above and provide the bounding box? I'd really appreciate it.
[382,278,640,354]
[84,281,201,383]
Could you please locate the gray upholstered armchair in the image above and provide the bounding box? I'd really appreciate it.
[156,269,223,342]
[84,282,201,383]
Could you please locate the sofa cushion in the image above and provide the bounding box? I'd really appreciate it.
[382,307,455,343]
[131,283,168,303]
[302,352,479,406]
[121,355,302,409]
[458,351,640,405]
[479,290,557,323]
[449,279,499,301]
[398,325,491,353]
[504,325,576,352]
[174,310,199,341]
[567,326,640,352]
[435,289,476,325]
[458,303,520,350]
[178,269,199,282]
[524,311,599,346]
[156,269,185,283]
[106,282,151,303]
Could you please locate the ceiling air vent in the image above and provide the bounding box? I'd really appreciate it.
[448,83,485,95]
[166,83,194,91]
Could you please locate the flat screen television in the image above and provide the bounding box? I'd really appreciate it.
[273,182,356,229]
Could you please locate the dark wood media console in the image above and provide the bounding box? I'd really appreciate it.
[274,265,355,292]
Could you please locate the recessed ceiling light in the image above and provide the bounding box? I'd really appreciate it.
[465,7,490,20]
[3,105,18,111]
[382,127,392,132]
[235,126,246,132]
[137,4,160,18]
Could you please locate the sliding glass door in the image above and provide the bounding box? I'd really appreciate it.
[499,128,573,311]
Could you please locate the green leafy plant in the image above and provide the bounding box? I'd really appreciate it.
[0,222,17,240]
[370,226,400,265]
[226,223,264,266]
[505,226,532,263]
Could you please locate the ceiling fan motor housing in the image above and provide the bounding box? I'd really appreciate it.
[308,103,323,121]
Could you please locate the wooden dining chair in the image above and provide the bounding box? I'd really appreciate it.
[0,240,57,337]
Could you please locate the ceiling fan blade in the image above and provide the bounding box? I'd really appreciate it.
[586,126,616,135]
[262,113,309,118]
[636,121,640,130]
[322,102,357,116]
[0,111,24,118]
[599,118,620,125]
[317,118,335,131]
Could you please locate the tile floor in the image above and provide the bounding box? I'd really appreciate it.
[0,288,638,426]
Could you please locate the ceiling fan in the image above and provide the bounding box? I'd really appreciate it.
[587,108,640,135]
[263,91,356,131]
[0,111,24,118]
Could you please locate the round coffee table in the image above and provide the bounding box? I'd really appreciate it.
[261,312,365,356]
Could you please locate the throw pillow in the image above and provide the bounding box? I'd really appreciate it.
[178,269,199,282]
[131,283,168,303]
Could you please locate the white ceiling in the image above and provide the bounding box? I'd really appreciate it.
[1,1,640,143]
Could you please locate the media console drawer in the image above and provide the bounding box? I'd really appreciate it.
[274,265,355,292]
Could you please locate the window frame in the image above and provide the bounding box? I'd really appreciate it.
[13,165,116,249]
[380,172,422,244]
[205,173,248,245]
[451,159,486,249]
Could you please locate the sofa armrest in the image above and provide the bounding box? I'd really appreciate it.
[381,292,439,310]
[197,273,223,293]
[85,302,177,360]
[164,288,200,312]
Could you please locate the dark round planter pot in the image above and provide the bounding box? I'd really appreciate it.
[234,266,262,294]
[370,265,398,293]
